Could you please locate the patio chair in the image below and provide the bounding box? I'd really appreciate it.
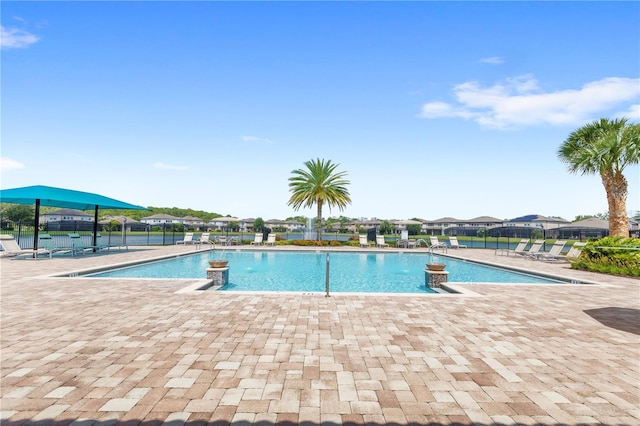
[407,239,418,249]
[534,240,567,261]
[176,232,194,245]
[265,233,276,246]
[359,235,369,248]
[396,230,409,248]
[495,239,528,256]
[68,233,103,255]
[428,236,447,252]
[521,240,546,259]
[448,236,467,249]
[376,235,389,248]
[196,232,214,248]
[38,233,71,256]
[92,233,128,251]
[250,233,263,245]
[0,234,51,258]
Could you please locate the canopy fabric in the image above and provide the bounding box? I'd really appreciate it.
[0,185,146,210]
[0,185,146,252]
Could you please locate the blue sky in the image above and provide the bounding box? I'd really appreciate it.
[2,1,639,222]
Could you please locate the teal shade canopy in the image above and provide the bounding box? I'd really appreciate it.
[0,185,146,210]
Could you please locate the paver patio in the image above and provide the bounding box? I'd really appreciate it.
[1,244,638,425]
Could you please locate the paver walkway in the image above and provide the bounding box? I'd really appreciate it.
[1,245,638,425]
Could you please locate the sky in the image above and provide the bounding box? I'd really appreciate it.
[2,1,639,223]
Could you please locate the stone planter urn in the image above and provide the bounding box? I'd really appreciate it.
[208,260,229,268]
[426,263,446,271]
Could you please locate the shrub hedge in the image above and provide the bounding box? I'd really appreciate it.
[571,236,640,277]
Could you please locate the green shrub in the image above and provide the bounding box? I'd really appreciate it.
[571,237,640,277]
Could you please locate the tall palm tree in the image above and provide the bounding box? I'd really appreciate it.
[558,117,640,237]
[288,158,352,241]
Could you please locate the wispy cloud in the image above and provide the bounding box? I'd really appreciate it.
[0,25,39,49]
[0,157,25,171]
[480,56,504,65]
[153,162,190,171]
[420,76,640,129]
[242,136,274,144]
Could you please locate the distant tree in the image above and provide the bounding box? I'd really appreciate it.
[288,158,351,241]
[1,204,35,225]
[406,224,421,236]
[379,220,394,235]
[573,215,595,222]
[558,117,639,237]
[254,217,265,231]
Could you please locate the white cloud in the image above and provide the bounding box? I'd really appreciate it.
[0,157,25,171]
[420,76,640,129]
[242,135,274,144]
[153,162,190,170]
[1,26,39,49]
[480,56,504,65]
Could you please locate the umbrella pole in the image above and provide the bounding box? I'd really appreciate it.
[33,199,41,253]
[93,207,99,252]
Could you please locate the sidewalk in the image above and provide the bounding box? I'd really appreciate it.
[1,245,638,425]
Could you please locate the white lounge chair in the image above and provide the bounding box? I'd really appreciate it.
[564,242,587,261]
[448,236,467,249]
[250,233,263,245]
[429,236,447,252]
[535,240,567,261]
[0,234,51,258]
[496,239,528,256]
[521,240,546,259]
[176,232,194,245]
[265,233,276,246]
[196,232,214,248]
[376,235,389,248]
[359,235,369,248]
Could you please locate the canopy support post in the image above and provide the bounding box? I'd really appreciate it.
[93,207,99,252]
[33,199,41,251]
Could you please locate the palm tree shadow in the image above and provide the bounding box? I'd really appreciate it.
[584,307,640,335]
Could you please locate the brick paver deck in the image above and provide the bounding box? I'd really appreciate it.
[1,245,638,425]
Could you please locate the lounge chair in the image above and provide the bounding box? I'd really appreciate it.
[565,241,587,259]
[495,239,528,256]
[448,236,467,249]
[376,235,389,248]
[176,232,194,245]
[396,230,409,248]
[92,233,128,251]
[68,233,104,255]
[521,240,545,259]
[194,232,214,249]
[38,233,70,256]
[265,233,276,246]
[534,240,567,261]
[429,236,447,252]
[359,235,369,248]
[0,234,51,258]
[250,233,263,246]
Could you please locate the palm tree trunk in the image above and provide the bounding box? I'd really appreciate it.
[316,201,323,242]
[601,170,629,237]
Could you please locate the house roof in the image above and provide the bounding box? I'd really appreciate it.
[141,214,180,220]
[565,218,609,229]
[42,208,91,217]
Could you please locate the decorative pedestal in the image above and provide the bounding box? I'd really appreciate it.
[425,269,449,288]
[206,267,229,287]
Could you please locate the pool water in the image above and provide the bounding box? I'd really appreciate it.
[86,251,564,293]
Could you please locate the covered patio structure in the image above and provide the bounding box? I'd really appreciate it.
[0,185,146,252]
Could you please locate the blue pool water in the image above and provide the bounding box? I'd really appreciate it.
[86,251,563,293]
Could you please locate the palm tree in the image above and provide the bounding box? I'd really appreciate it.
[288,158,352,241]
[558,117,640,237]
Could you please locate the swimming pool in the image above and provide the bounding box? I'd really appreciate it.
[86,250,564,293]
